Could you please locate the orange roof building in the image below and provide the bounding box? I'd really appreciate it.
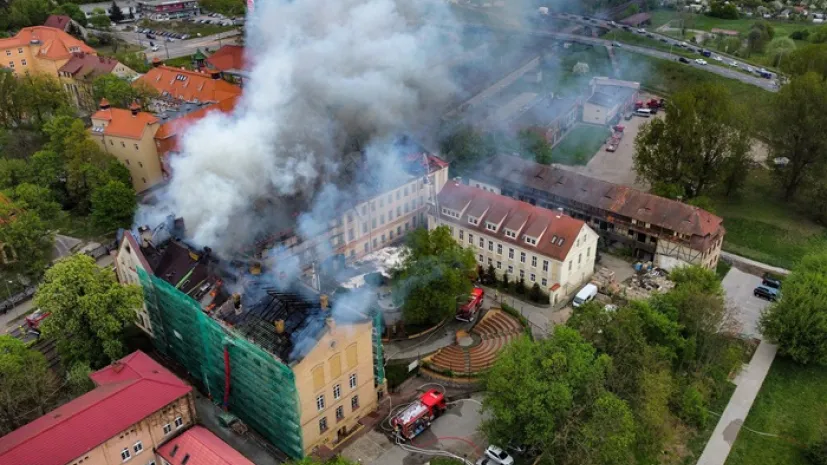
[205,45,247,74]
[0,26,95,77]
[136,65,242,105]
[154,94,240,161]
[90,99,164,192]
[431,182,599,301]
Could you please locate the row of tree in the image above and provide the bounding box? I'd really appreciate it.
[482,266,746,464]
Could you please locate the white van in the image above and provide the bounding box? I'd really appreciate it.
[572,283,598,307]
[634,108,652,117]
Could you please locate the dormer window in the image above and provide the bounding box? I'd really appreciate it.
[523,235,537,246]
[468,216,478,226]
[486,222,497,232]
[504,229,516,239]
[441,208,460,219]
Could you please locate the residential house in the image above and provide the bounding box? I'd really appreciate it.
[510,95,580,146]
[205,44,247,80]
[89,99,164,192]
[581,77,640,125]
[80,1,142,20]
[156,426,254,465]
[58,52,137,109]
[469,155,726,270]
[430,182,599,304]
[135,64,242,113]
[0,26,95,77]
[0,351,197,465]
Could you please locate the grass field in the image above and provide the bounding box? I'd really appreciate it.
[680,381,737,465]
[725,357,827,465]
[649,10,821,37]
[552,124,609,165]
[163,55,196,69]
[709,169,827,270]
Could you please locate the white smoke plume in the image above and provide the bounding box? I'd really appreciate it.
[145,0,464,256]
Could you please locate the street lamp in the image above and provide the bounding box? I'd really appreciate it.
[4,280,15,313]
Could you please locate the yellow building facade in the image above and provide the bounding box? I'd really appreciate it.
[0,26,95,77]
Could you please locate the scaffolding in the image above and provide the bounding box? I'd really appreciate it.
[372,311,385,384]
[138,269,305,459]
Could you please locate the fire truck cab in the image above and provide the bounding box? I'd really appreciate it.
[457,287,484,322]
[391,389,447,441]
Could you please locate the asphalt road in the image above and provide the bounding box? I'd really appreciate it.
[113,28,241,60]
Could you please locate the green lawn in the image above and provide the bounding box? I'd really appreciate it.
[51,212,115,243]
[725,357,827,465]
[94,42,143,56]
[163,55,196,69]
[649,10,821,37]
[552,124,609,165]
[709,169,827,270]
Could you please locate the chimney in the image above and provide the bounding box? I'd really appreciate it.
[232,293,242,315]
[210,71,221,80]
[556,207,563,219]
[129,101,140,116]
[320,294,329,310]
[326,316,335,331]
[138,225,152,248]
[112,361,124,373]
[99,98,111,110]
[274,319,285,334]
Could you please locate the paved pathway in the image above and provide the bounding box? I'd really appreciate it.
[721,251,790,276]
[696,340,778,465]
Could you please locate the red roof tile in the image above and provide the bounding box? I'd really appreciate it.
[90,107,158,139]
[58,52,120,79]
[157,426,254,465]
[154,95,240,154]
[0,351,192,465]
[43,15,71,31]
[137,65,242,104]
[0,26,95,60]
[437,182,587,262]
[205,45,247,72]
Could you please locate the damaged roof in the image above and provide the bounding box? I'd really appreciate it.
[476,155,724,238]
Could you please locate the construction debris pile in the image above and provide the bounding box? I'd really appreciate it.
[619,267,674,301]
[590,267,618,294]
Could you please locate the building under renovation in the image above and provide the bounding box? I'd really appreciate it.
[116,231,385,459]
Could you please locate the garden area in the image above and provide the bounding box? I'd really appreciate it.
[725,357,827,465]
[551,124,609,166]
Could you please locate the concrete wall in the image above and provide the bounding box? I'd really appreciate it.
[291,319,378,455]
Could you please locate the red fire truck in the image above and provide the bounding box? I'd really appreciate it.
[456,287,484,322]
[391,389,447,441]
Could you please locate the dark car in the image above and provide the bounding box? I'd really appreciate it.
[678,57,690,64]
[660,38,668,43]
[762,273,782,289]
[754,285,779,301]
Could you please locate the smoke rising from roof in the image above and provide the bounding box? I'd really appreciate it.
[142,0,463,256]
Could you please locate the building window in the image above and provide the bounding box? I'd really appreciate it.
[478,254,483,262]
[8,62,13,68]
[519,270,525,279]
[404,187,408,196]
[351,395,360,410]
[487,257,492,265]
[17,48,22,53]
[578,253,582,264]
[121,448,131,462]
[379,198,384,207]
[333,384,341,400]
[141,177,146,184]
[530,273,536,282]
[468,233,473,244]
[508,265,514,273]
[121,141,126,148]
[520,252,526,263]
[364,243,368,253]
[468,216,478,225]
[163,423,172,435]
[497,261,502,269]
[349,373,357,389]
[317,394,325,411]
[381,234,386,243]
[380,214,385,225]
[488,241,493,251]
[397,206,401,216]
[134,144,139,150]
[319,417,328,433]
[373,238,378,247]
[543,260,549,272]
[348,229,354,241]
[396,191,401,200]
[21,59,26,66]
[508,248,514,259]
[4,50,9,56]
[397,226,402,235]
[361,222,367,234]
[541,278,548,286]
[133,441,143,455]
[478,237,484,248]
[486,222,497,232]
[497,244,502,255]
[568,261,572,271]
[174,416,183,428]
[505,229,516,239]
[336,405,344,420]
[531,256,537,267]
[372,218,376,229]
[110,140,114,145]
[459,230,464,241]
[586,247,591,257]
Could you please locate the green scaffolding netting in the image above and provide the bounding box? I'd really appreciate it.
[138,268,305,459]
[372,311,385,385]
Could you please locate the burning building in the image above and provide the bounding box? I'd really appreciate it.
[115,227,385,459]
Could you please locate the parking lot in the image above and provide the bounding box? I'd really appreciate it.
[342,393,488,465]
[721,267,772,338]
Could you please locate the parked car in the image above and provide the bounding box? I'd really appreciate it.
[573,283,598,307]
[729,60,738,67]
[678,57,690,64]
[713,55,723,62]
[762,273,782,289]
[660,37,668,42]
[695,58,708,65]
[485,445,514,465]
[151,45,160,51]
[612,41,622,47]
[701,49,712,57]
[754,285,779,301]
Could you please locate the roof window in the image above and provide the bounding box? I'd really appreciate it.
[486,222,497,232]
[468,216,478,226]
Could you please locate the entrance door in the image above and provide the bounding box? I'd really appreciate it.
[337,426,347,442]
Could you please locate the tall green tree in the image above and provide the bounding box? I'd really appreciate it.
[760,251,827,365]
[482,327,635,464]
[0,336,62,436]
[10,183,61,221]
[91,74,158,110]
[91,180,136,231]
[519,129,554,165]
[392,226,476,326]
[633,83,751,198]
[0,200,53,279]
[36,254,143,369]
[781,44,827,79]
[108,0,124,22]
[766,37,797,67]
[439,126,497,177]
[768,72,827,200]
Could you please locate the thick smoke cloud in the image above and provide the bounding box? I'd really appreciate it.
[146,0,463,256]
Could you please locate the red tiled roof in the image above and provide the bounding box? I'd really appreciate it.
[0,26,95,60]
[137,65,242,103]
[90,107,158,139]
[58,52,120,79]
[0,351,192,465]
[437,182,587,262]
[205,45,246,72]
[154,95,240,153]
[43,15,71,31]
[157,426,254,465]
[478,155,724,239]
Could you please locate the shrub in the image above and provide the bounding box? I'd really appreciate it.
[806,440,827,465]
[516,277,527,295]
[677,383,709,427]
[790,29,810,40]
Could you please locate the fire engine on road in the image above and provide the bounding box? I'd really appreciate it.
[457,287,484,322]
[391,389,447,441]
